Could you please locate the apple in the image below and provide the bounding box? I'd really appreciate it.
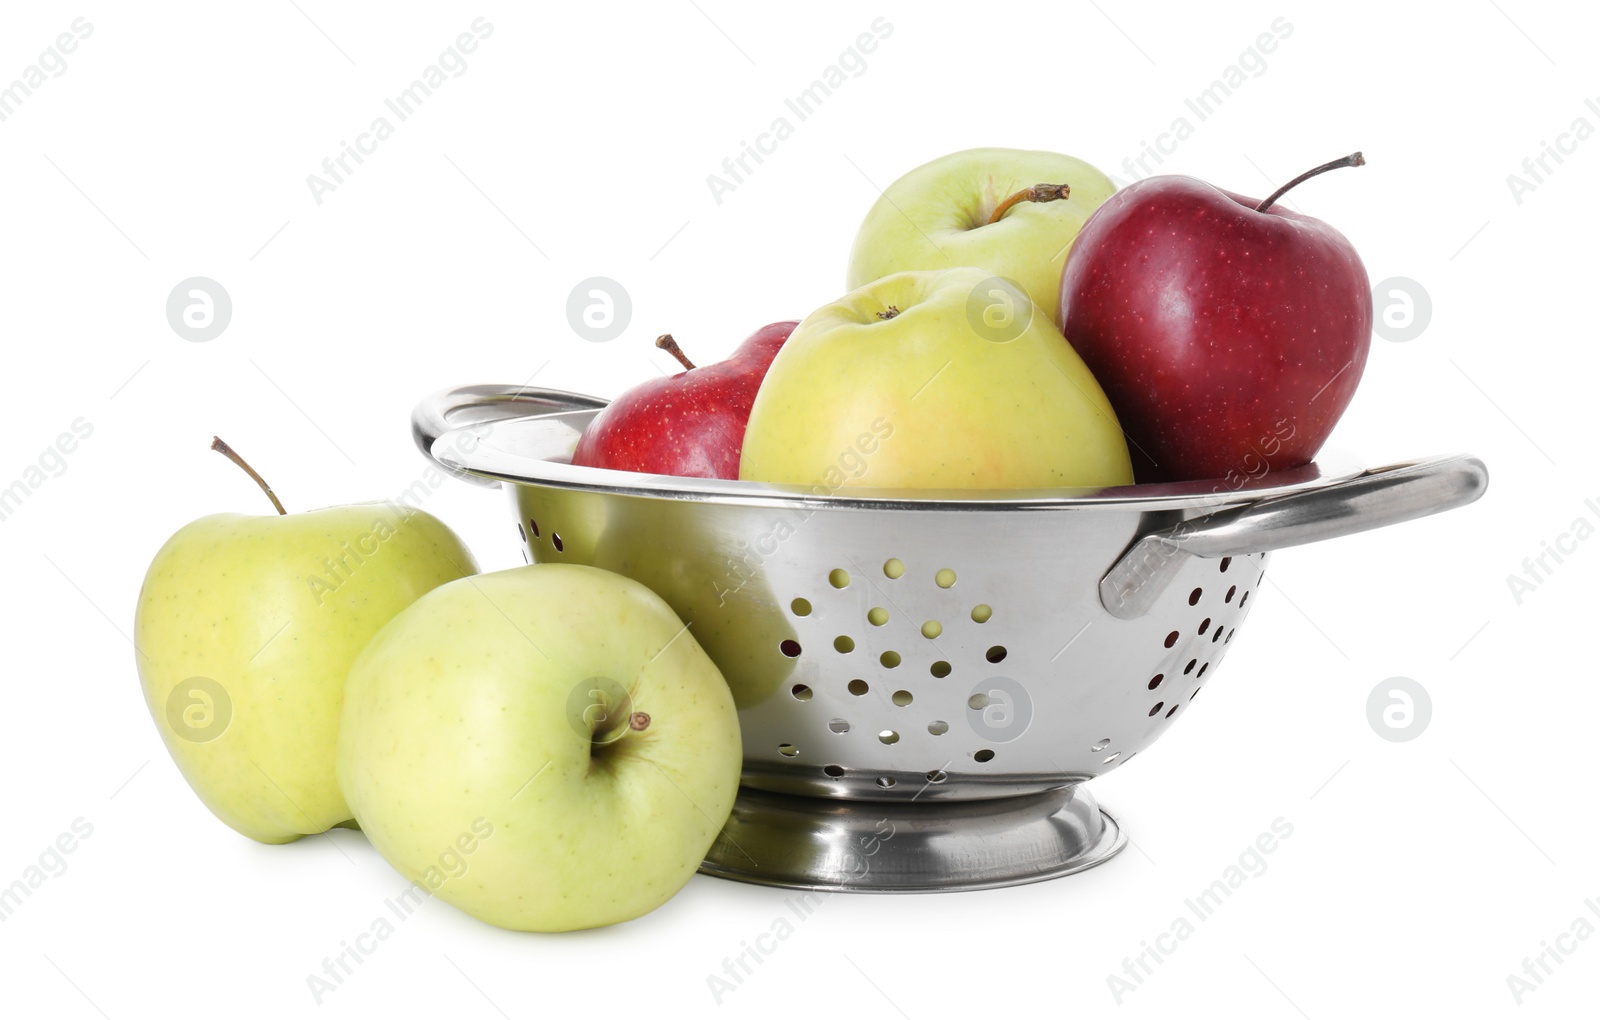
[134,439,477,843]
[571,322,797,478]
[740,267,1134,489]
[1059,153,1372,483]
[336,563,742,932]
[846,147,1116,324]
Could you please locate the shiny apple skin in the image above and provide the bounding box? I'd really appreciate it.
[1059,176,1371,484]
[571,321,798,479]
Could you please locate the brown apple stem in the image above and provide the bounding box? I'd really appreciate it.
[986,183,1070,225]
[210,436,287,515]
[629,711,651,732]
[876,305,900,320]
[1255,152,1365,213]
[655,334,695,371]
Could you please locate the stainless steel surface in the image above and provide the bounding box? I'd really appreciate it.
[412,383,1489,891]
[702,785,1124,892]
[411,384,606,486]
[1098,455,1490,619]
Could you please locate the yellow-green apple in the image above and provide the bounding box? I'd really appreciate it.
[133,439,477,844]
[846,147,1116,323]
[571,322,797,479]
[1060,153,1371,482]
[739,268,1133,490]
[336,563,742,932]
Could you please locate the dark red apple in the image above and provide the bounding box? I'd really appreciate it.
[571,321,797,478]
[1059,153,1372,484]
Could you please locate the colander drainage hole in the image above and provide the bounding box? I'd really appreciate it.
[1166,705,1179,718]
[973,749,995,763]
[926,769,947,783]
[1213,625,1224,643]
[847,679,869,696]
[1219,556,1231,572]
[791,684,813,701]
[876,776,896,788]
[985,645,1007,663]
[829,568,850,589]
[878,730,899,744]
[1103,751,1121,764]
[1226,585,1237,603]
[891,690,913,707]
[829,718,851,733]
[1148,702,1164,717]
[971,604,993,623]
[1240,591,1250,607]
[517,523,525,543]
[834,635,855,654]
[883,558,905,579]
[1164,631,1179,648]
[880,651,902,669]
[1198,617,1211,635]
[552,533,564,552]
[935,568,957,588]
[778,743,798,757]
[930,660,951,678]
[1148,673,1164,690]
[868,607,889,626]
[780,639,802,658]
[1184,658,1197,675]
[791,598,812,616]
[928,720,949,735]
[1197,662,1209,678]
[921,620,943,639]
[823,765,844,778]
[1226,629,1235,643]
[529,518,540,537]
[1190,687,1202,700]
[1091,738,1111,752]
[1188,587,1202,605]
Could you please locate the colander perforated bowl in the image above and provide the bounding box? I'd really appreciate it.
[413,385,1488,892]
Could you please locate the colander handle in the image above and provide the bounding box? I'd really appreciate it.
[411,384,609,487]
[1099,454,1489,619]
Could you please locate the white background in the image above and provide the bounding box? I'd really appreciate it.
[0,1,1593,1016]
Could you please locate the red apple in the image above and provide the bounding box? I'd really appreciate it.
[571,322,797,479]
[1059,153,1372,484]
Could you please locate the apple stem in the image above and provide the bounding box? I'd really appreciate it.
[629,711,651,732]
[655,334,696,371]
[876,305,900,320]
[985,183,1070,225]
[210,436,287,515]
[1255,152,1366,213]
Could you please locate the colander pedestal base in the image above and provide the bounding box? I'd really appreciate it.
[699,784,1125,892]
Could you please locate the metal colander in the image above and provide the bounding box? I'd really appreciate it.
[413,385,1487,892]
